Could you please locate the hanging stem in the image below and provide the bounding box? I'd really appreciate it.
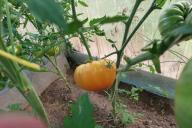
[101,51,118,59]
[46,55,71,91]
[122,0,143,46]
[79,32,93,61]
[71,0,77,21]
[70,0,93,61]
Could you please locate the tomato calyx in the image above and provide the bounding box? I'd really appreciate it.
[104,60,114,69]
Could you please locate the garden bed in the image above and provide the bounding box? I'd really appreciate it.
[37,70,176,128]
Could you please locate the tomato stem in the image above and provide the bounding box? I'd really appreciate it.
[111,0,158,117]
[121,0,143,47]
[79,32,93,61]
[71,0,77,21]
[45,55,71,91]
[111,73,120,117]
[70,0,93,61]
[120,1,158,54]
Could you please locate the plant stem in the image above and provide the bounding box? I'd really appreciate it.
[121,52,155,71]
[116,0,157,68]
[79,32,93,61]
[71,0,77,21]
[121,1,157,52]
[116,0,146,68]
[18,74,49,124]
[111,0,144,118]
[111,0,158,117]
[122,0,143,45]
[111,73,120,116]
[0,50,41,71]
[4,0,15,53]
[46,56,71,91]
[70,0,93,61]
[101,51,118,59]
[169,49,189,61]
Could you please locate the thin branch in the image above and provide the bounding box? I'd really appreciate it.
[169,49,189,61]
[101,51,118,59]
[79,32,93,61]
[160,60,186,64]
[71,0,77,21]
[45,55,71,91]
[112,44,118,53]
[70,0,93,61]
[116,0,157,68]
[121,0,157,52]
[122,0,143,46]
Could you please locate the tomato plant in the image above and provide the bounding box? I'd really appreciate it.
[74,60,116,91]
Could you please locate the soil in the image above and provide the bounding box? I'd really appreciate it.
[40,71,176,128]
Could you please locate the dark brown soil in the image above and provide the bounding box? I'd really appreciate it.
[40,72,176,128]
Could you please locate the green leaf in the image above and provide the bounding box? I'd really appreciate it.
[94,26,105,36]
[175,59,192,128]
[152,56,161,73]
[78,0,88,7]
[26,0,67,30]
[63,93,95,128]
[156,0,167,8]
[89,15,129,26]
[66,18,88,34]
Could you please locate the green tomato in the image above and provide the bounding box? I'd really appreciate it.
[46,46,60,56]
[158,1,192,37]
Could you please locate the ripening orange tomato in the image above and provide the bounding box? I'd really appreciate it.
[74,59,116,91]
